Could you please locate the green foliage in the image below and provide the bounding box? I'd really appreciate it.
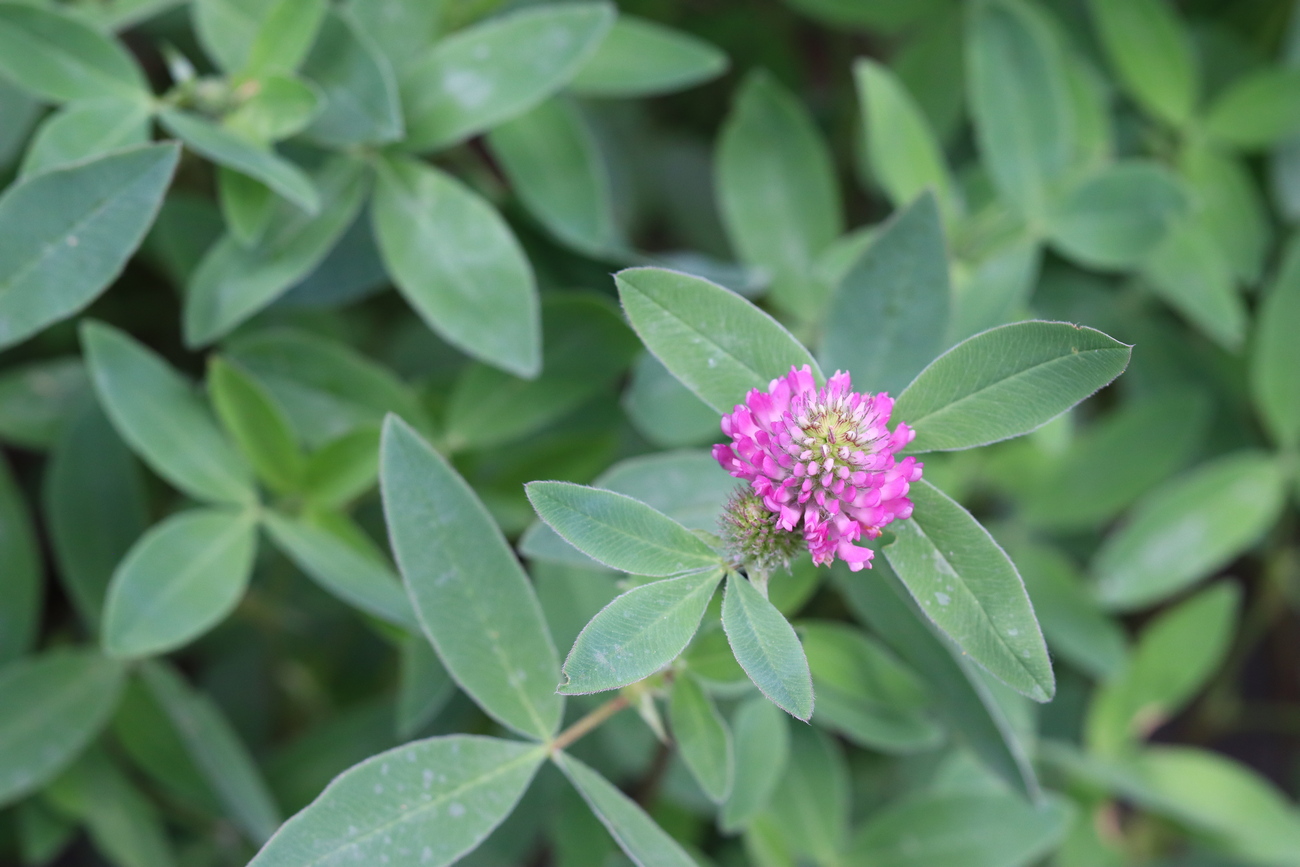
[1,1,1297,864]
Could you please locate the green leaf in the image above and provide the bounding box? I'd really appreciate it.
[159,110,319,214]
[0,3,148,102]
[19,97,152,178]
[380,415,562,740]
[1086,583,1237,756]
[847,791,1073,867]
[223,75,322,143]
[559,570,723,695]
[1205,68,1300,150]
[854,59,960,220]
[444,295,637,452]
[1046,162,1187,270]
[894,320,1131,453]
[622,353,720,448]
[396,635,455,739]
[193,0,277,74]
[967,0,1076,217]
[1022,390,1210,530]
[82,321,256,504]
[0,357,88,449]
[1141,217,1246,350]
[487,97,621,256]
[768,727,850,865]
[521,449,735,568]
[569,15,726,97]
[554,752,701,867]
[247,736,546,867]
[1252,235,1300,448]
[1181,139,1270,286]
[615,266,821,414]
[721,695,790,831]
[345,0,442,72]
[218,169,276,247]
[262,510,419,632]
[0,456,41,664]
[822,192,950,397]
[716,71,842,319]
[140,661,282,844]
[1135,747,1300,864]
[0,144,179,351]
[669,674,733,803]
[0,648,124,807]
[299,9,404,147]
[224,327,424,448]
[299,426,380,508]
[527,482,721,577]
[241,0,326,79]
[185,156,369,346]
[1088,0,1196,127]
[884,480,1053,701]
[1094,451,1286,611]
[102,508,258,658]
[722,572,814,721]
[1010,542,1127,681]
[947,235,1042,344]
[373,155,540,378]
[400,2,614,152]
[44,405,149,629]
[209,357,303,494]
[834,560,1041,800]
[44,745,173,867]
[801,621,943,753]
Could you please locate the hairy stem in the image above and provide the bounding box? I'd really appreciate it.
[549,694,630,753]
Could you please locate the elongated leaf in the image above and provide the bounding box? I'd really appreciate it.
[209,357,303,494]
[802,621,943,753]
[884,481,1053,701]
[380,416,562,740]
[722,572,814,720]
[1010,542,1127,680]
[669,674,732,802]
[185,157,369,346]
[848,791,1073,867]
[1142,217,1246,350]
[263,510,418,631]
[345,0,441,71]
[854,59,960,220]
[103,508,258,658]
[373,155,540,378]
[0,144,178,350]
[1094,451,1286,611]
[570,15,726,97]
[721,696,790,831]
[194,0,277,74]
[241,0,326,79]
[1252,236,1300,448]
[0,648,124,807]
[560,570,723,694]
[968,0,1076,217]
[1046,162,1187,269]
[527,482,720,577]
[616,266,821,413]
[248,736,545,867]
[141,661,281,844]
[1087,583,1237,755]
[396,635,455,740]
[1205,68,1300,150]
[20,97,152,178]
[0,3,147,101]
[834,561,1041,800]
[83,321,256,504]
[0,456,40,663]
[622,352,720,448]
[1182,144,1269,286]
[487,97,621,256]
[44,405,149,629]
[769,727,851,864]
[894,320,1131,452]
[0,357,88,449]
[822,192,950,396]
[555,752,700,867]
[716,71,842,319]
[160,110,318,213]
[300,10,403,147]
[1088,0,1196,127]
[401,2,614,151]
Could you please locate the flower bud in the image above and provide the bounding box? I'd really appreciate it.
[719,486,803,575]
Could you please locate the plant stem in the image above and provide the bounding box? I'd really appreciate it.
[549,694,630,754]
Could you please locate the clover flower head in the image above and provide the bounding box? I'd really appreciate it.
[719,486,804,576]
[712,365,922,572]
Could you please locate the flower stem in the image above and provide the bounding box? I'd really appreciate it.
[549,694,630,754]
